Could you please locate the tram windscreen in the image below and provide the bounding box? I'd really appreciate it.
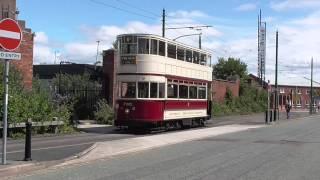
[121,82,136,98]
[138,82,149,98]
[167,84,178,98]
[198,87,206,99]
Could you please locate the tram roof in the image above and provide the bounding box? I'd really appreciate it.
[117,33,212,55]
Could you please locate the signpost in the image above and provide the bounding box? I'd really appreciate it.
[0,18,22,165]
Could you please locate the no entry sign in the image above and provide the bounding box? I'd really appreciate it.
[0,18,22,51]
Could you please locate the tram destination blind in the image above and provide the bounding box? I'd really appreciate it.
[121,55,136,65]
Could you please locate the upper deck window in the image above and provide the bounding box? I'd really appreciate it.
[120,36,137,54]
[138,38,149,54]
[159,41,165,56]
[200,54,207,65]
[186,50,192,62]
[167,44,177,59]
[151,39,158,55]
[193,51,200,64]
[177,47,185,61]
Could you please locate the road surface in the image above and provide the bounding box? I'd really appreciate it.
[15,114,320,180]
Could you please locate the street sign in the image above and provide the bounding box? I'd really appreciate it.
[0,51,21,60]
[0,18,22,51]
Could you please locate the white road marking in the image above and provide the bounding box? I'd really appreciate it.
[0,29,20,39]
[0,142,93,155]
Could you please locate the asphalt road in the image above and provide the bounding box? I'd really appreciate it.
[15,114,320,180]
[0,112,311,162]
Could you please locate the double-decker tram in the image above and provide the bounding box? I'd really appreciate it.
[115,34,213,130]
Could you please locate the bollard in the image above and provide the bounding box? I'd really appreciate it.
[270,110,273,122]
[265,111,268,124]
[273,110,277,122]
[24,118,32,161]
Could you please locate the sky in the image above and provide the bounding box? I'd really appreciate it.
[17,0,320,86]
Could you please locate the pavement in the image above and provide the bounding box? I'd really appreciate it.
[0,111,315,178]
[12,114,320,180]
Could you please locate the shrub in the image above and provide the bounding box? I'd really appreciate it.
[94,99,114,125]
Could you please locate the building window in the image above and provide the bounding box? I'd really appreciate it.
[186,50,192,62]
[167,44,176,59]
[280,88,285,94]
[159,41,165,56]
[138,38,149,54]
[193,51,200,64]
[150,82,158,98]
[297,89,302,94]
[150,39,158,55]
[198,87,206,99]
[159,83,165,98]
[121,82,136,98]
[179,85,188,99]
[306,100,309,105]
[189,86,197,99]
[306,90,310,94]
[296,98,301,106]
[177,47,185,61]
[167,83,178,98]
[138,82,149,98]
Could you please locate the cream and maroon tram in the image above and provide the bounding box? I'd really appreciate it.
[115,34,213,129]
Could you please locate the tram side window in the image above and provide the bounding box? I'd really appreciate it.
[193,51,200,64]
[138,38,149,54]
[159,41,165,56]
[151,39,158,55]
[167,44,176,59]
[189,86,197,99]
[200,54,207,65]
[198,87,206,99]
[177,47,185,61]
[150,82,158,98]
[167,83,178,98]
[121,82,136,98]
[186,50,192,62]
[159,83,165,98]
[138,82,149,98]
[179,85,188,99]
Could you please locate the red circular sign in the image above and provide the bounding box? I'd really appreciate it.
[0,18,22,51]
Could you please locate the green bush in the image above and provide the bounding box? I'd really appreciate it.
[94,99,114,125]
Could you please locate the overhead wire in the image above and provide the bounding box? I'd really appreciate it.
[115,0,161,18]
[89,0,158,20]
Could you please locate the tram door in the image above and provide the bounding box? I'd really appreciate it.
[207,82,212,119]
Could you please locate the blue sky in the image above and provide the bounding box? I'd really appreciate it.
[17,0,320,85]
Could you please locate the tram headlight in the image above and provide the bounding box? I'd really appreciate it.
[125,108,130,114]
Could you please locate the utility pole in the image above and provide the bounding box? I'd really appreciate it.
[310,57,314,114]
[274,31,279,122]
[95,40,100,71]
[199,33,202,49]
[162,9,165,37]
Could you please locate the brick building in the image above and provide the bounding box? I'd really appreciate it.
[211,78,240,103]
[1,0,34,89]
[102,49,117,107]
[249,74,320,110]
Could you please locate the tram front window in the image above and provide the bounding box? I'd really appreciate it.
[189,86,197,99]
[150,83,158,98]
[138,82,149,98]
[120,36,137,54]
[159,83,165,98]
[121,82,136,98]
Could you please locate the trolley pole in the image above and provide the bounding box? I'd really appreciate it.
[274,31,279,122]
[2,59,9,165]
[310,58,313,114]
[162,9,165,37]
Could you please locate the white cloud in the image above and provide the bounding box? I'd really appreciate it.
[271,0,320,11]
[34,32,49,44]
[235,3,257,12]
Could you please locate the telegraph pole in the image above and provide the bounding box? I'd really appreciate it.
[310,57,314,114]
[274,31,279,121]
[162,9,165,37]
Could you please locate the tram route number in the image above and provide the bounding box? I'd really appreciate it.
[121,56,136,65]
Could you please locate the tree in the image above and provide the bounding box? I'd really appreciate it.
[213,57,248,80]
